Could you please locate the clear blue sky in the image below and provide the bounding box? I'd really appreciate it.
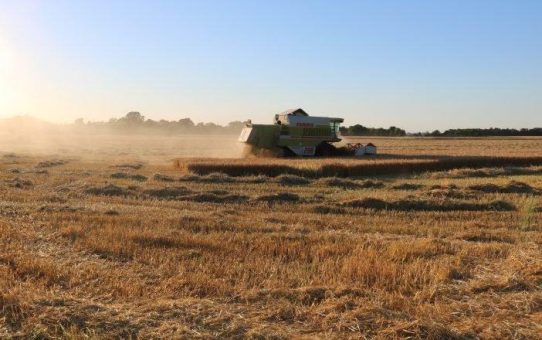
[0,0,540,131]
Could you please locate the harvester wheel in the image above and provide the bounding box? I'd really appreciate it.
[281,147,297,157]
[315,142,337,156]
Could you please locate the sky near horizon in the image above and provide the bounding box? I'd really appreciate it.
[0,1,540,131]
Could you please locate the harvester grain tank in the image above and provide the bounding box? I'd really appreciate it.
[239,108,374,156]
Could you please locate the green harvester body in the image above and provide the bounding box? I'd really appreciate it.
[238,108,344,156]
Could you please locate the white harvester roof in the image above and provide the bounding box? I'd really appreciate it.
[275,108,343,126]
[280,108,309,116]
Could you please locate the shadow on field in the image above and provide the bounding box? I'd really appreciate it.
[186,156,542,178]
[468,181,540,195]
[341,198,516,212]
[254,192,300,204]
[85,184,135,197]
[318,177,384,189]
[373,153,453,160]
[111,172,148,181]
[84,183,251,204]
[432,167,542,179]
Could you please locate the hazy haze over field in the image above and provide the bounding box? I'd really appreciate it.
[0,118,244,160]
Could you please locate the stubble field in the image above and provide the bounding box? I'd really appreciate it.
[0,135,541,339]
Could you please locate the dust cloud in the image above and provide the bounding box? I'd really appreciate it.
[0,117,245,163]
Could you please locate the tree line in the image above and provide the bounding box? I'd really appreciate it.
[75,112,246,134]
[413,128,542,137]
[339,124,406,136]
[74,112,542,137]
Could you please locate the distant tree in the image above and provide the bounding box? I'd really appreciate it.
[227,121,246,130]
[436,127,542,137]
[347,124,367,135]
[178,118,195,128]
[123,111,145,125]
[144,119,158,128]
[341,124,405,136]
[388,126,406,136]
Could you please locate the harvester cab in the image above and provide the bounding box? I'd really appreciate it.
[239,108,371,156]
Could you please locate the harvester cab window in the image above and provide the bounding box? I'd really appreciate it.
[331,122,340,138]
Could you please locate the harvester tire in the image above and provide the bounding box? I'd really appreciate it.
[315,142,337,157]
[281,147,297,157]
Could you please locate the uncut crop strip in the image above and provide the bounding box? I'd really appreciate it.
[186,156,542,178]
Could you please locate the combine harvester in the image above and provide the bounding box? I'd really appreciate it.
[239,108,376,156]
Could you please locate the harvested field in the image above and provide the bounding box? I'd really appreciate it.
[0,137,541,338]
